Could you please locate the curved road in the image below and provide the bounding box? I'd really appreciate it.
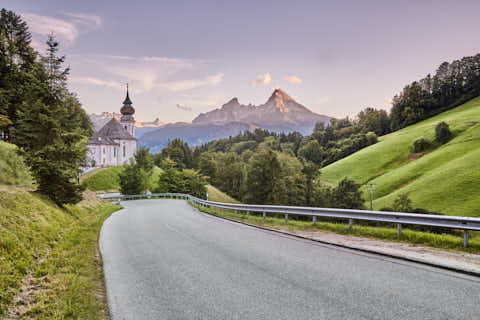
[100,199,480,320]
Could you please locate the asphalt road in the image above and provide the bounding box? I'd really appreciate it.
[100,199,480,320]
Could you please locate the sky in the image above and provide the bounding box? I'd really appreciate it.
[4,0,480,123]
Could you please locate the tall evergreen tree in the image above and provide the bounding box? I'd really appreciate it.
[0,9,37,141]
[12,35,91,205]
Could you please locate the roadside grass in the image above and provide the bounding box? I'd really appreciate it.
[0,140,33,186]
[190,202,480,254]
[0,187,120,319]
[206,185,241,203]
[320,97,480,217]
[81,166,163,192]
[81,166,125,191]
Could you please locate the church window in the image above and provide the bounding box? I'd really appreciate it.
[123,145,126,157]
[125,125,127,130]
[114,148,116,157]
[103,147,105,154]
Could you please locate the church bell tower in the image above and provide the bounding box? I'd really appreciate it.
[120,84,135,136]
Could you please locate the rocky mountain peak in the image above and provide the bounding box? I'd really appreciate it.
[265,88,295,112]
[222,97,240,109]
[267,89,295,103]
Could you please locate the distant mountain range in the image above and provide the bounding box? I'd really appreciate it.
[89,112,165,138]
[139,89,332,152]
[90,89,332,153]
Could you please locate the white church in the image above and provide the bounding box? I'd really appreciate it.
[87,88,137,167]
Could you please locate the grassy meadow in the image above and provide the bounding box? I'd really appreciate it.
[320,97,480,217]
[0,141,33,186]
[81,165,163,192]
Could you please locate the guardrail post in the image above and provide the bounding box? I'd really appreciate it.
[246,211,249,216]
[312,216,317,226]
[284,213,288,222]
[234,210,237,214]
[397,223,402,237]
[464,230,469,247]
[262,211,266,221]
[349,219,353,230]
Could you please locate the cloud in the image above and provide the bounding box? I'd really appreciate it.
[250,72,271,86]
[22,13,78,44]
[63,12,102,29]
[21,12,102,46]
[69,54,223,95]
[160,73,224,92]
[70,76,122,89]
[69,54,207,94]
[176,104,193,111]
[284,75,302,84]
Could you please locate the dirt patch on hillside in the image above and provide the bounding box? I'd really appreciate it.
[409,152,424,160]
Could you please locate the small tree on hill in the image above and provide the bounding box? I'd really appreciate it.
[412,137,430,153]
[332,178,364,209]
[135,146,154,174]
[392,193,413,212]
[435,122,452,144]
[119,162,149,195]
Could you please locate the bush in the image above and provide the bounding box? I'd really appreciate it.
[365,132,378,145]
[412,137,430,153]
[154,168,207,199]
[435,122,452,144]
[392,193,413,212]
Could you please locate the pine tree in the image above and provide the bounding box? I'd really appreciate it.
[12,35,90,205]
[0,9,37,140]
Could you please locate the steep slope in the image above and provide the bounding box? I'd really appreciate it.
[0,187,118,318]
[0,141,33,186]
[320,97,480,217]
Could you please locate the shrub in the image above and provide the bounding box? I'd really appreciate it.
[435,122,452,144]
[365,132,378,145]
[154,168,207,199]
[392,193,413,212]
[412,137,430,153]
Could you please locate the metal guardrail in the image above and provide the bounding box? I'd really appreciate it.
[101,193,480,247]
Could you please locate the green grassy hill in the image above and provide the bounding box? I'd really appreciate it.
[0,141,33,186]
[206,185,241,203]
[81,166,163,192]
[320,97,480,217]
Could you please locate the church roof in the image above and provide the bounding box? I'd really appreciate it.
[121,88,135,115]
[88,133,119,146]
[88,118,136,145]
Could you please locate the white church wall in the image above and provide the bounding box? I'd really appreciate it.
[118,140,137,165]
[87,144,120,167]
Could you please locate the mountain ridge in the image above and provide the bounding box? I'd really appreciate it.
[139,89,332,152]
[193,89,330,126]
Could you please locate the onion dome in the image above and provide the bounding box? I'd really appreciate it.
[120,87,135,115]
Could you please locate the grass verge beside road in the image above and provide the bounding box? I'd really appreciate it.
[190,202,480,254]
[0,187,120,319]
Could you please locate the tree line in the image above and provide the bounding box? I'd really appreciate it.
[0,9,91,204]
